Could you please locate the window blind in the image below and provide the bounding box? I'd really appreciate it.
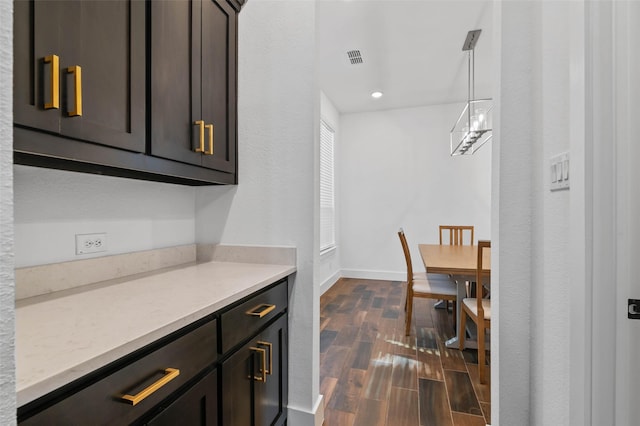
[320,120,336,252]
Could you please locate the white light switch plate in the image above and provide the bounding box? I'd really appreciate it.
[550,152,570,191]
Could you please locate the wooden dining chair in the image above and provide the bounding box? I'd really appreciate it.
[437,225,474,304]
[459,240,491,383]
[439,225,474,246]
[398,228,457,336]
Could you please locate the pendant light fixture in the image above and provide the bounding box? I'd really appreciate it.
[450,29,492,156]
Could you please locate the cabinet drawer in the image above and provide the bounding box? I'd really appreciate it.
[145,368,218,426]
[220,280,288,354]
[20,317,217,425]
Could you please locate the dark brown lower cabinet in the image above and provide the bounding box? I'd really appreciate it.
[18,316,218,426]
[222,314,288,426]
[17,278,289,425]
[145,369,218,426]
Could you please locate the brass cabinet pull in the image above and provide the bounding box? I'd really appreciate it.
[245,303,276,318]
[121,368,180,406]
[250,347,267,382]
[257,341,272,375]
[43,54,59,109]
[205,124,214,155]
[194,120,205,153]
[67,65,82,116]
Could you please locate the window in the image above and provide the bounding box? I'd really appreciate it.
[320,119,336,253]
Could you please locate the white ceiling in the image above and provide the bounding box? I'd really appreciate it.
[317,0,494,113]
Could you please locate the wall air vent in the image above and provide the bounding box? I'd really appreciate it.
[347,50,363,64]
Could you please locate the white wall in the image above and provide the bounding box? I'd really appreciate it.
[196,1,322,423]
[493,2,534,424]
[318,92,341,294]
[533,2,571,423]
[494,1,575,424]
[0,1,15,423]
[13,166,196,268]
[338,103,491,280]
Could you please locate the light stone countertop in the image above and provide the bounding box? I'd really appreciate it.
[16,260,295,407]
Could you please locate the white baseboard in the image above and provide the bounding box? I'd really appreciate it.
[319,271,341,295]
[340,269,405,282]
[288,395,324,426]
[319,270,405,293]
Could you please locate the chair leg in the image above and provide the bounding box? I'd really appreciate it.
[458,306,467,350]
[478,320,486,384]
[405,291,413,336]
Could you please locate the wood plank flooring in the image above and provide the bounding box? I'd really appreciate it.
[320,278,490,426]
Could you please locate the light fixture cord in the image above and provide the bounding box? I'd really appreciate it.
[471,48,475,101]
[467,48,476,130]
[467,49,472,129]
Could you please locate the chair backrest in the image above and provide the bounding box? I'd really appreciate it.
[398,228,414,285]
[439,225,474,246]
[476,240,491,316]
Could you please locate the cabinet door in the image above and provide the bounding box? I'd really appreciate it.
[222,315,288,426]
[14,0,145,152]
[150,0,200,167]
[200,0,237,173]
[150,0,237,176]
[146,369,218,426]
[221,337,254,425]
[254,315,288,426]
[14,0,61,133]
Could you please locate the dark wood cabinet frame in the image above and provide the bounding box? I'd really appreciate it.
[13,0,242,186]
[18,277,288,425]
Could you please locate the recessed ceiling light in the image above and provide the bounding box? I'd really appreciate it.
[371,91,383,99]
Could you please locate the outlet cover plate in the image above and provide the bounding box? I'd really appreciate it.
[76,233,107,255]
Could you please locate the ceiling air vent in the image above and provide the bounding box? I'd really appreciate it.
[347,50,363,64]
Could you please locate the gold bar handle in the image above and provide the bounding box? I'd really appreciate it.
[205,124,214,155]
[257,341,272,375]
[249,347,267,382]
[245,303,276,318]
[67,65,82,116]
[43,55,59,109]
[194,120,205,152]
[121,368,180,406]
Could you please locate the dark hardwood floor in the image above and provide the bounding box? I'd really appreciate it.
[320,278,490,426]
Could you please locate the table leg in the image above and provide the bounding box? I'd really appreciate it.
[434,300,447,309]
[445,276,479,349]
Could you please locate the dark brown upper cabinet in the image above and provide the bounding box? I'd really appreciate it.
[14,0,145,153]
[13,0,243,186]
[150,0,237,178]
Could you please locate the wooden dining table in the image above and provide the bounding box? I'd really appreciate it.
[418,244,491,349]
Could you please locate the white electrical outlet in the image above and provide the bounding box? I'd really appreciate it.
[76,233,107,255]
